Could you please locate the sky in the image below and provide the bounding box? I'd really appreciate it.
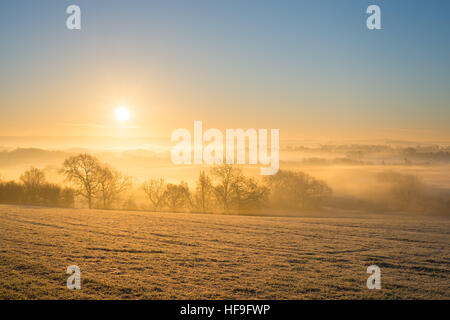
[0,0,449,142]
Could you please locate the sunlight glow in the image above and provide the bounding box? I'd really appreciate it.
[115,107,130,122]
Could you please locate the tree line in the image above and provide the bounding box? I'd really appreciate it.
[0,153,333,213]
[0,167,74,207]
[142,164,332,214]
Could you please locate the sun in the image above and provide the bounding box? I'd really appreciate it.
[114,106,130,122]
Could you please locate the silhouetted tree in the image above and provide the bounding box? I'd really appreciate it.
[0,176,74,208]
[0,181,25,204]
[142,178,166,211]
[211,164,243,213]
[97,165,131,209]
[39,183,60,206]
[265,170,332,211]
[195,171,214,212]
[231,176,268,212]
[165,182,191,212]
[61,154,101,209]
[20,167,46,203]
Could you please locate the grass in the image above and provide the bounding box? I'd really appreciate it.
[0,204,448,299]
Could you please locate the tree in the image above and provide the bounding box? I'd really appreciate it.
[211,164,243,213]
[38,183,60,206]
[59,187,75,208]
[231,176,268,212]
[264,170,332,211]
[61,154,101,209]
[195,171,214,212]
[97,165,131,209]
[0,181,26,204]
[142,178,166,211]
[165,182,191,212]
[0,173,75,208]
[20,167,46,203]
[375,171,424,211]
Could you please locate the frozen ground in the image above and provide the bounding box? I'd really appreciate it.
[0,204,448,299]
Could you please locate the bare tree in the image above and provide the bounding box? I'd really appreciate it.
[231,176,268,212]
[97,165,131,209]
[211,164,243,213]
[164,182,191,212]
[20,167,46,203]
[264,170,332,211]
[195,171,214,212]
[61,154,101,209]
[142,178,166,211]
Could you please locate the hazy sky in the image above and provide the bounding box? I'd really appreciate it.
[0,0,449,141]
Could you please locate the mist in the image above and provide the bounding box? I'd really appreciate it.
[1,140,449,216]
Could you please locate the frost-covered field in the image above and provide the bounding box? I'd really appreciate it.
[0,204,448,299]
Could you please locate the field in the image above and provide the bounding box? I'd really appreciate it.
[0,204,448,299]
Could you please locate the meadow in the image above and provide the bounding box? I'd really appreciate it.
[0,204,448,299]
